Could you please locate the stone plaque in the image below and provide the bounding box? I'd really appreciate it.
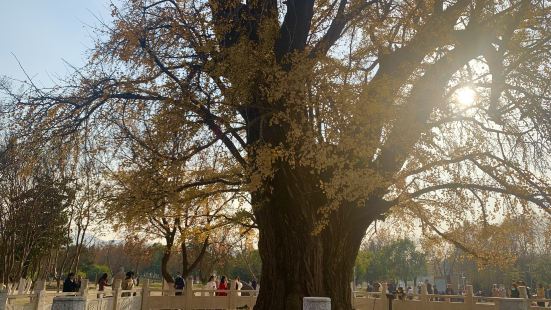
[303,297,331,310]
[52,296,87,310]
[498,299,528,310]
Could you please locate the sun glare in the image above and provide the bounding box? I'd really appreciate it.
[455,87,477,107]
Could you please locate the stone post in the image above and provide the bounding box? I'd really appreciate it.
[17,278,26,295]
[0,286,8,310]
[465,285,474,305]
[350,282,356,309]
[141,279,150,310]
[161,279,167,296]
[381,283,390,310]
[228,280,235,309]
[79,279,89,297]
[184,277,192,310]
[519,286,528,299]
[35,280,47,310]
[303,297,331,310]
[112,279,122,310]
[170,280,176,297]
[420,283,428,303]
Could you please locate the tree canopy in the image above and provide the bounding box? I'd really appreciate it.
[2,0,551,309]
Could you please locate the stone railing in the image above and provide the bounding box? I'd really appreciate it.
[142,279,257,310]
[0,278,257,310]
[352,283,551,310]
[2,279,550,310]
[1,279,85,310]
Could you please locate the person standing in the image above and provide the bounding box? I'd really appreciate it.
[206,275,217,296]
[500,285,507,297]
[426,281,433,294]
[396,287,405,300]
[174,273,185,296]
[510,283,520,298]
[233,276,243,296]
[216,276,228,296]
[445,284,454,295]
[206,276,217,290]
[445,284,455,302]
[537,283,545,307]
[490,284,500,297]
[62,273,78,292]
[97,273,111,297]
[121,271,134,297]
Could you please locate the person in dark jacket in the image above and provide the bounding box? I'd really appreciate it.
[97,273,111,291]
[174,273,185,295]
[510,283,520,298]
[62,272,79,292]
[97,273,111,298]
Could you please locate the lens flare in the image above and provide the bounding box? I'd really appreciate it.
[455,87,477,107]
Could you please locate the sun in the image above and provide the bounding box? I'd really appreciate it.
[455,87,477,107]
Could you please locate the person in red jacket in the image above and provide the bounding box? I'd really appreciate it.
[216,276,228,296]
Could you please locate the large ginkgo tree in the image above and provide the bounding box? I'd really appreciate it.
[4,0,551,309]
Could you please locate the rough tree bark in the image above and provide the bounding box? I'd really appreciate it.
[252,162,387,309]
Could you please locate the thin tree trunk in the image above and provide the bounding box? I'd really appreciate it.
[68,223,81,273]
[33,257,43,281]
[161,245,173,283]
[58,215,73,283]
[181,237,209,278]
[161,226,176,284]
[72,220,88,273]
[1,237,7,283]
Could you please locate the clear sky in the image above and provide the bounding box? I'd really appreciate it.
[0,0,114,87]
[0,1,123,242]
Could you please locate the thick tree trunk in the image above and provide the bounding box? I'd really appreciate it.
[253,165,373,310]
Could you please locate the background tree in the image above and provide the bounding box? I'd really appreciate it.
[106,145,237,282]
[3,0,551,309]
[424,215,551,291]
[0,137,75,282]
[100,84,242,282]
[356,238,426,285]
